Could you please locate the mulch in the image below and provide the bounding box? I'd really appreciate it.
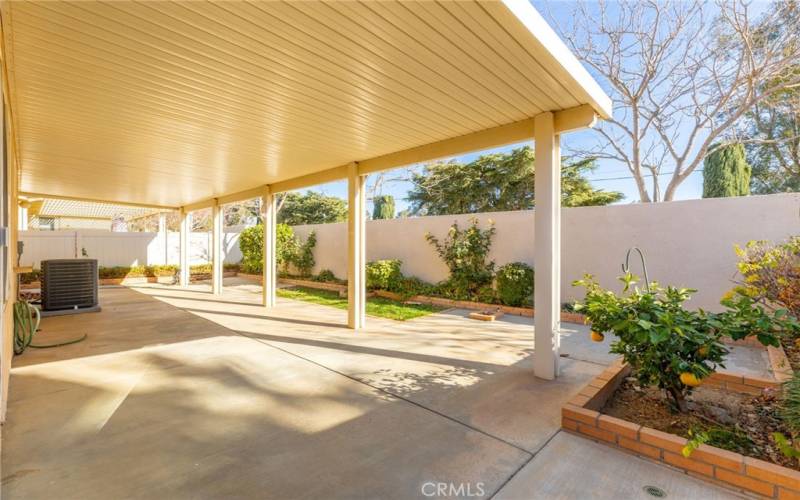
[602,379,798,471]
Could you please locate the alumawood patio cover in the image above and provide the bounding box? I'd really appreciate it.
[1,0,612,379]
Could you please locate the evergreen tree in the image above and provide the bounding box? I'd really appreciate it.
[277,191,347,225]
[406,146,623,216]
[372,195,395,220]
[702,144,752,198]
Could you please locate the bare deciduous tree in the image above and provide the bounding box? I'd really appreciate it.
[552,0,800,202]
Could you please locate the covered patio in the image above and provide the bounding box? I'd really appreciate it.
[3,285,739,498]
[0,0,747,498]
[1,0,614,383]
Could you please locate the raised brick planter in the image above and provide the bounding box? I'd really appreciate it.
[237,275,591,324]
[562,361,800,499]
[236,275,590,325]
[280,277,347,293]
[372,290,588,324]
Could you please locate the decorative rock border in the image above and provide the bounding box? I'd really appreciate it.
[562,360,800,499]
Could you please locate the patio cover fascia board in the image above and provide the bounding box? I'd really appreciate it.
[180,103,597,211]
[500,0,611,120]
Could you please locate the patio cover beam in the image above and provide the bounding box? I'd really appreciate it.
[265,104,595,195]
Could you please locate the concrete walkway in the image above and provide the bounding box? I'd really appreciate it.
[2,285,742,499]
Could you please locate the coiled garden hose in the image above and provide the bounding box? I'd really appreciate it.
[13,300,87,354]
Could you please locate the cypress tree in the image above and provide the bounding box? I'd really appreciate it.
[702,143,751,198]
[372,195,395,220]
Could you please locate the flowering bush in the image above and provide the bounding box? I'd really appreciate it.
[426,218,496,300]
[734,237,800,319]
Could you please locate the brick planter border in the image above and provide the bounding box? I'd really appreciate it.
[20,271,238,289]
[372,290,588,324]
[237,275,589,324]
[562,361,800,499]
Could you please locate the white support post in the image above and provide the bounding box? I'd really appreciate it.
[179,208,190,287]
[158,212,168,265]
[347,162,366,329]
[18,205,28,231]
[533,111,561,380]
[261,187,276,308]
[212,201,223,295]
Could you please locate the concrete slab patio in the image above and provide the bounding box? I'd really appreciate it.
[2,285,742,499]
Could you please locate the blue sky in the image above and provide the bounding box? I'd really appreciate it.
[298,0,713,214]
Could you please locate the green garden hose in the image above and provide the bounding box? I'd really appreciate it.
[13,300,87,354]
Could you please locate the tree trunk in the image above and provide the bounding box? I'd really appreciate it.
[667,386,689,413]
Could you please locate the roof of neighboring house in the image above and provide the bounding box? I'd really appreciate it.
[26,198,164,221]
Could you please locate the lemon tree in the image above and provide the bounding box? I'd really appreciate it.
[574,273,797,412]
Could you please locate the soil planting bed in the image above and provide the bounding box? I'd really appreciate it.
[782,337,800,372]
[602,380,798,472]
[562,361,800,498]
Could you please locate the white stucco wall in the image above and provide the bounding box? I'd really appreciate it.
[18,194,799,311]
[292,193,800,311]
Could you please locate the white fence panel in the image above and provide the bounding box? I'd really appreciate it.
[19,230,242,268]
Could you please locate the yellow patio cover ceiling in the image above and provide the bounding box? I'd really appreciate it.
[2,0,611,208]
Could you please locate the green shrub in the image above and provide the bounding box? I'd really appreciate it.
[366,260,403,291]
[475,284,496,304]
[190,264,212,275]
[426,218,495,300]
[238,223,297,274]
[23,264,237,282]
[775,367,800,464]
[496,262,534,307]
[238,224,263,274]
[19,270,40,284]
[782,371,800,435]
[394,276,434,299]
[97,265,179,279]
[313,269,342,284]
[292,231,316,277]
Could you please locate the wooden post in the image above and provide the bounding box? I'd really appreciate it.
[211,201,223,295]
[533,111,561,380]
[347,162,365,329]
[262,187,276,308]
[179,208,190,286]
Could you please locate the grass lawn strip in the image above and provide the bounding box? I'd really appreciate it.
[277,286,445,321]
